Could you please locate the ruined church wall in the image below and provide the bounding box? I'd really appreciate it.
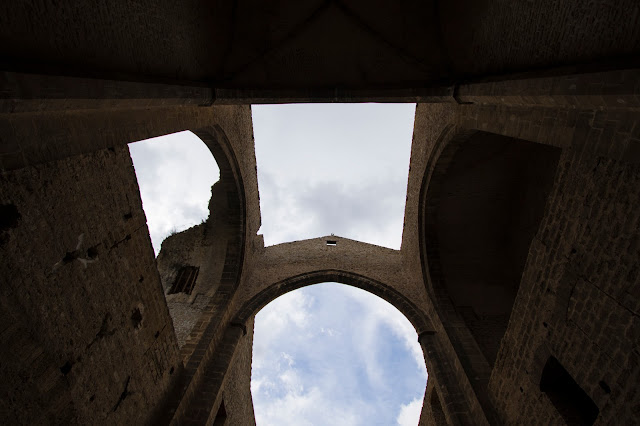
[0,146,181,424]
[401,102,456,313]
[484,113,640,423]
[409,72,640,424]
[222,317,257,426]
[236,236,421,317]
[157,223,208,295]
[451,81,640,423]
[419,379,447,426]
[403,103,491,423]
[157,182,231,348]
[0,104,262,273]
[143,105,260,423]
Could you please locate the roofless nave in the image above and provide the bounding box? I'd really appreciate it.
[1,1,639,424]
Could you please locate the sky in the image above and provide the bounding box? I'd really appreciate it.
[252,104,414,249]
[129,103,426,425]
[129,131,219,254]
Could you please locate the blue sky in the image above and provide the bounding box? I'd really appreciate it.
[129,103,426,425]
[251,283,426,425]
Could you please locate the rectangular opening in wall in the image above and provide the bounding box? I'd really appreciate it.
[168,265,200,295]
[252,103,415,249]
[540,356,599,425]
[326,240,337,246]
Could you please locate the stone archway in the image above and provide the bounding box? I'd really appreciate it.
[188,267,488,426]
[418,126,562,422]
[149,125,248,350]
[151,124,251,424]
[233,270,432,334]
[165,265,443,425]
[229,270,436,424]
[0,100,255,425]
[248,279,431,425]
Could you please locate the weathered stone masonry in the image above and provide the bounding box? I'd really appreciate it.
[0,146,181,424]
[408,72,640,424]
[1,1,640,424]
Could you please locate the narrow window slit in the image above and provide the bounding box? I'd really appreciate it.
[168,265,200,295]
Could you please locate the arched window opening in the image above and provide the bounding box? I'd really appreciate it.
[128,130,225,347]
[431,132,561,368]
[128,130,220,255]
[251,283,427,426]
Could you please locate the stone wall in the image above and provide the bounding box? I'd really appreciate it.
[223,317,257,426]
[0,146,180,424]
[146,110,257,424]
[409,70,640,424]
[1,61,639,425]
[0,100,262,424]
[157,181,231,347]
[420,379,447,426]
[236,236,422,312]
[489,148,640,424]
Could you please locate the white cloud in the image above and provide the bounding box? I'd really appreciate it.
[252,284,427,426]
[128,131,219,254]
[256,383,362,426]
[258,175,408,248]
[252,103,415,249]
[396,398,424,426]
[342,286,428,380]
[252,290,313,370]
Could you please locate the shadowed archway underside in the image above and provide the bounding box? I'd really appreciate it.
[234,269,433,336]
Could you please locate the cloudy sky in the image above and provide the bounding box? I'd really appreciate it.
[129,130,219,253]
[129,103,427,425]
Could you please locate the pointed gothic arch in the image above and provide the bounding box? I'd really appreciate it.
[418,125,562,422]
[147,124,250,424]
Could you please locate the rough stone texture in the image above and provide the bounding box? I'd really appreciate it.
[488,151,640,424]
[420,379,447,426]
[223,317,257,426]
[157,223,209,295]
[237,236,429,316]
[1,1,638,95]
[409,72,640,424]
[157,181,231,348]
[1,11,639,423]
[0,146,180,425]
[0,105,262,241]
[146,111,258,425]
[166,292,212,349]
[3,73,639,424]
